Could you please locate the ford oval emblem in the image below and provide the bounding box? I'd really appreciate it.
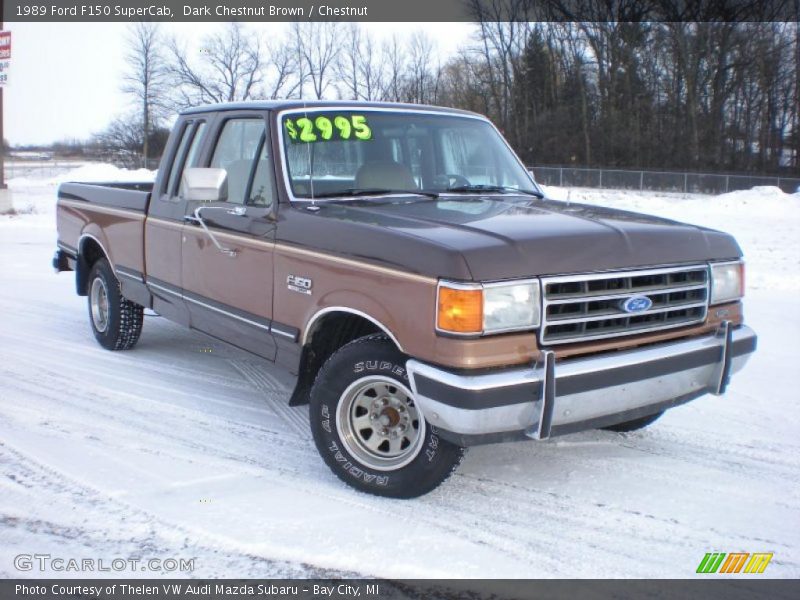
[621,295,653,314]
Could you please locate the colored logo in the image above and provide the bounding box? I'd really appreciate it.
[696,552,773,574]
[620,295,653,314]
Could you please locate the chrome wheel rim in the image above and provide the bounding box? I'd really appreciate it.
[336,376,425,471]
[90,277,110,333]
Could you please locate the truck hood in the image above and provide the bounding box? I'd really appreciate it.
[281,195,742,280]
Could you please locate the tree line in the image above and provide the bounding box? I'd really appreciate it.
[105,14,799,175]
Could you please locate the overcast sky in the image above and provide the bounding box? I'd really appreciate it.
[4,22,475,146]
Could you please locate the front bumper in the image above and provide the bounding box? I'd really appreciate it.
[406,324,757,446]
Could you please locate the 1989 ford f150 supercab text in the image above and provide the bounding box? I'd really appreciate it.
[53,101,757,497]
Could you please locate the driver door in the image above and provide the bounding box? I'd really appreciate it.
[181,114,279,360]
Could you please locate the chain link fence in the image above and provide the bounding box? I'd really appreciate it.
[6,158,800,196]
[3,157,161,181]
[3,160,90,180]
[530,165,800,195]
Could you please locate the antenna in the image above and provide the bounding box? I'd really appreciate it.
[303,100,317,207]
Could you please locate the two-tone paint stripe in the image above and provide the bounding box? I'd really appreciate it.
[147,277,298,342]
[146,216,436,285]
[58,198,145,220]
[116,265,145,283]
[57,241,78,259]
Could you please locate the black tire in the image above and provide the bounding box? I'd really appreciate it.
[87,258,143,351]
[602,411,664,433]
[309,334,466,498]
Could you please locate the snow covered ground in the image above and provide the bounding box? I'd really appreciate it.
[0,166,798,579]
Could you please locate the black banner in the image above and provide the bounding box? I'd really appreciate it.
[2,580,800,600]
[3,0,800,22]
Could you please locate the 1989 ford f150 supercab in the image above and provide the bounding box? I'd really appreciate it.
[54,101,757,497]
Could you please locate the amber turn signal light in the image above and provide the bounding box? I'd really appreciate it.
[437,286,483,333]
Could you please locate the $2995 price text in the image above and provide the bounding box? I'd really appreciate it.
[284,114,373,144]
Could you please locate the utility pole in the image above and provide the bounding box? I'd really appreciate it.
[0,16,6,192]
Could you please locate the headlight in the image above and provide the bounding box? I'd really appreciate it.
[483,282,541,332]
[437,280,541,335]
[710,261,745,305]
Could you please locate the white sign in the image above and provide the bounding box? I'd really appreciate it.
[0,31,10,87]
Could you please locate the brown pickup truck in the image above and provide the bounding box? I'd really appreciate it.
[54,101,757,498]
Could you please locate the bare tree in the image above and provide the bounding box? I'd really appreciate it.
[263,34,301,99]
[94,113,143,154]
[336,24,364,100]
[292,22,341,99]
[468,0,531,137]
[167,23,264,107]
[405,31,441,104]
[336,24,387,101]
[122,23,168,163]
[383,35,408,102]
[358,30,387,101]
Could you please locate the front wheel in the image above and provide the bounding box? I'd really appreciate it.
[309,335,465,498]
[87,258,143,351]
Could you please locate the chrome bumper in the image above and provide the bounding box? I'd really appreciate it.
[406,324,757,446]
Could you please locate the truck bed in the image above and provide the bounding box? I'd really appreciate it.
[55,181,154,300]
[58,181,153,212]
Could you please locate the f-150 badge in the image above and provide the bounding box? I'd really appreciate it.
[287,274,312,295]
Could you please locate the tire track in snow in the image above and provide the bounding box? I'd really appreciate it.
[3,266,798,576]
[0,442,359,578]
[0,362,572,575]
[0,329,256,396]
[3,343,797,577]
[229,359,309,438]
[1,343,282,424]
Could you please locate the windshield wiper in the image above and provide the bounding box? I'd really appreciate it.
[309,188,439,200]
[446,184,544,198]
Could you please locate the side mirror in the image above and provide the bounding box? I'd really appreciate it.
[181,168,228,203]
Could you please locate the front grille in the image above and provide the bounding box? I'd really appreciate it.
[540,265,709,345]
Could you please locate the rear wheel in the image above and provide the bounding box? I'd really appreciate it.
[309,335,466,498]
[602,411,664,433]
[87,258,143,351]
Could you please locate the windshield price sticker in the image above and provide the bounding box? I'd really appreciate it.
[284,115,373,143]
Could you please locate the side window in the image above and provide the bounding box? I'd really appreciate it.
[163,122,194,197]
[184,122,207,169]
[177,121,207,197]
[210,119,266,205]
[248,140,274,207]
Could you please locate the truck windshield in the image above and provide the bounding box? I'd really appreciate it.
[279,110,539,200]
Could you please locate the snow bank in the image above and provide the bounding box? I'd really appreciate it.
[540,183,800,293]
[541,183,800,206]
[51,163,156,185]
[7,162,156,189]
[1,163,157,221]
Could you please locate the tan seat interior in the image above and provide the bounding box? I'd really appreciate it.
[355,161,417,191]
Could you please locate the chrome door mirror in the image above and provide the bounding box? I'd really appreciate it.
[181,168,228,202]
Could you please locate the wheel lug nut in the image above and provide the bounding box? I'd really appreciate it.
[380,428,388,435]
